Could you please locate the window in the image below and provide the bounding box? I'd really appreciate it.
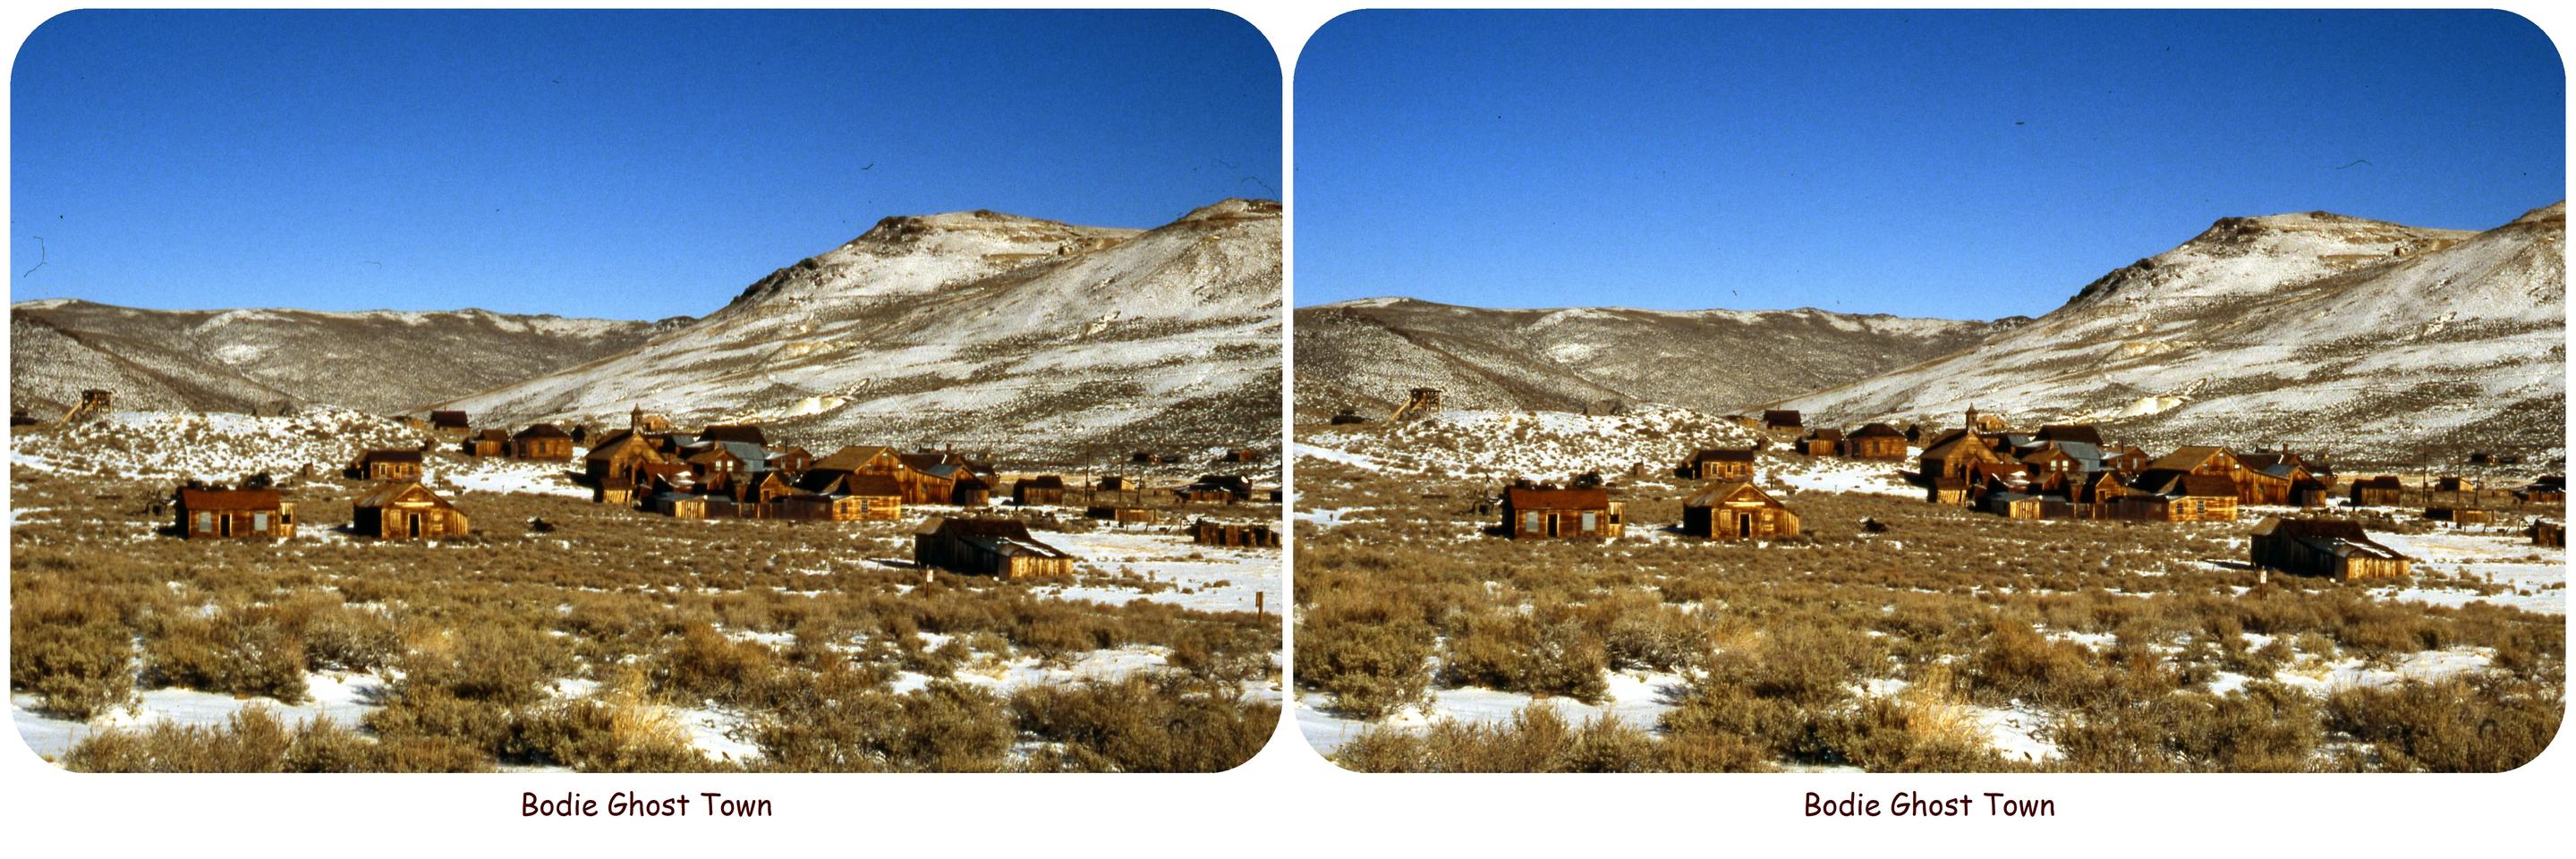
[1581,512,1597,532]
[196,512,213,533]
[1523,511,1542,533]
[252,513,269,532]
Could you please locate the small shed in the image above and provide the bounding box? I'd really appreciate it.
[353,481,469,540]
[1798,428,1843,456]
[1762,410,1803,432]
[428,410,471,434]
[2249,516,2410,581]
[1845,423,1908,459]
[1686,447,1756,481]
[1085,506,1158,523]
[2529,520,2563,549]
[1175,474,1253,504]
[914,516,1077,579]
[463,429,510,457]
[174,488,297,540]
[2424,506,2494,527]
[1682,481,1799,540]
[2350,475,2408,506]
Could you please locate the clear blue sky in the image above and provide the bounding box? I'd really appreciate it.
[10,9,1280,319]
[1296,9,2566,319]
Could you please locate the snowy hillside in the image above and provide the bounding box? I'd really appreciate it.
[1297,406,1762,481]
[1294,298,1999,420]
[1779,202,2567,464]
[10,301,661,418]
[439,200,1282,467]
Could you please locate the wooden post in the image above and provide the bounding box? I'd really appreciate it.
[1255,591,1265,617]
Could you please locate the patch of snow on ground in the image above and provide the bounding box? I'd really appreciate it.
[1037,529,1279,614]
[1296,668,1689,757]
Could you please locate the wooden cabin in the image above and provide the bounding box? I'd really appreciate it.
[2250,517,2410,581]
[774,472,901,522]
[2121,473,2240,522]
[2435,475,2475,493]
[1982,492,2045,520]
[174,487,296,540]
[352,481,468,540]
[1685,447,1756,481]
[914,516,1077,579]
[2530,520,2563,549]
[349,449,423,482]
[2515,476,2565,504]
[765,446,814,478]
[1918,430,2003,481]
[952,474,992,506]
[462,429,510,457]
[1500,487,1623,540]
[1095,475,1130,492]
[1013,475,1068,506]
[2424,506,2494,526]
[2234,454,2318,506]
[1845,423,1908,460]
[1192,519,1281,549]
[1762,410,1803,433]
[2349,475,2408,506]
[1681,481,1798,540]
[2034,424,2106,447]
[428,410,471,434]
[1926,476,1970,506]
[700,424,768,446]
[512,423,574,461]
[1798,428,1842,456]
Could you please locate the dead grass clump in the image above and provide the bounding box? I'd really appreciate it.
[1009,672,1279,772]
[1333,704,1661,773]
[2323,676,2563,772]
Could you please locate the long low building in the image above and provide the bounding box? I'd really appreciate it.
[914,516,1077,579]
[2249,516,2410,581]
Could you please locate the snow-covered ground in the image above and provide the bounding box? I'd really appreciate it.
[2368,529,2565,616]
[1765,455,1919,498]
[428,453,591,500]
[13,671,387,761]
[1035,528,1279,614]
[10,409,421,481]
[1302,406,1758,481]
[1296,668,1688,757]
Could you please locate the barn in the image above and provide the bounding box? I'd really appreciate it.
[914,516,1077,579]
[352,481,469,540]
[1501,487,1624,540]
[1681,481,1799,540]
[350,449,423,482]
[2249,517,2411,581]
[512,423,574,461]
[174,487,297,540]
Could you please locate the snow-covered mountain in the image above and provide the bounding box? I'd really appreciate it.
[438,200,1283,466]
[9,301,667,418]
[1293,298,2001,419]
[1778,202,2566,464]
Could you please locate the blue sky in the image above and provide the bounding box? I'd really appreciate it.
[1296,9,2566,319]
[10,9,1280,319]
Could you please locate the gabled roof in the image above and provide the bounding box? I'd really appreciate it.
[356,448,422,464]
[353,481,455,509]
[699,424,767,445]
[1505,486,1610,510]
[2145,446,2231,473]
[1807,428,1844,442]
[472,428,511,443]
[514,423,572,440]
[812,445,897,472]
[916,516,1073,559]
[1019,474,1067,489]
[2035,424,2105,447]
[2175,474,2237,498]
[177,488,283,510]
[2251,516,2406,560]
[1849,422,1906,439]
[837,473,903,498]
[1684,481,1783,509]
[1762,409,1802,427]
[1689,447,1756,464]
[428,410,469,428]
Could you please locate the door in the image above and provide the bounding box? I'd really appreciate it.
[408,514,422,538]
[1737,513,1750,539]
[220,515,233,538]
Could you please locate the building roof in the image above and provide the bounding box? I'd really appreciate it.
[353,481,455,509]
[1683,481,1782,508]
[1690,447,1757,464]
[699,424,767,445]
[514,423,572,440]
[2177,474,2238,498]
[1849,422,1906,439]
[1807,428,1844,442]
[2251,516,2406,561]
[2145,446,2231,473]
[811,445,897,472]
[177,488,283,510]
[1019,474,1067,490]
[916,516,1074,559]
[357,448,422,464]
[1505,486,1611,510]
[1762,409,1802,427]
[428,410,469,428]
[2035,424,2106,447]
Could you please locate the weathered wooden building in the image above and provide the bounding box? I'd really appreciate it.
[2349,475,2409,506]
[914,516,1077,579]
[2530,519,2564,548]
[2121,473,2240,522]
[1681,481,1799,540]
[1175,474,1254,504]
[1501,487,1624,540]
[585,430,673,489]
[1918,429,2004,481]
[1686,447,1756,481]
[512,423,574,461]
[776,472,902,522]
[1845,423,1908,459]
[174,487,297,540]
[429,410,471,434]
[1085,506,1158,523]
[1798,428,1843,456]
[1191,519,1281,549]
[463,429,510,457]
[352,481,469,540]
[2424,506,2494,526]
[1762,410,1803,433]
[1014,475,1068,506]
[350,449,423,482]
[2516,475,2566,504]
[2249,517,2410,581]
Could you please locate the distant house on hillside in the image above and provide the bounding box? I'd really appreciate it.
[1176,474,1254,504]
[1682,481,1798,540]
[349,449,423,482]
[1798,428,1842,456]
[174,487,297,540]
[463,429,510,457]
[1845,423,1908,460]
[2034,424,2105,447]
[701,424,767,446]
[512,423,574,461]
[1501,486,1623,540]
[1918,429,2003,481]
[914,516,1076,579]
[352,481,468,540]
[2250,517,2410,581]
[429,410,471,434]
[1685,447,1756,481]
[1762,410,1803,433]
